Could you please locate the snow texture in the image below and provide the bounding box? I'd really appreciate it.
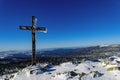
[1,56,120,80]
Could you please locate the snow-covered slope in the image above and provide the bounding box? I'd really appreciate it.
[1,56,120,80]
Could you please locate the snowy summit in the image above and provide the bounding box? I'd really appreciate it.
[1,56,120,80]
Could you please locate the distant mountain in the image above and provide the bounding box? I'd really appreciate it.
[40,44,120,57]
[0,44,120,59]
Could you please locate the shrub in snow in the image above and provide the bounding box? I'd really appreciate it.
[30,69,43,75]
[92,71,104,78]
[4,75,9,80]
[72,61,81,65]
[10,75,14,79]
[79,72,86,79]
[107,67,120,71]
[69,71,78,77]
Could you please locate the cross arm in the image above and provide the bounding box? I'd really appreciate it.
[20,26,32,30]
[36,27,47,33]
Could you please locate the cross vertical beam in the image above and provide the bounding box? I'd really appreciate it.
[32,16,36,65]
[19,16,47,65]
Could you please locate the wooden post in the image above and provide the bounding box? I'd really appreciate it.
[19,16,47,65]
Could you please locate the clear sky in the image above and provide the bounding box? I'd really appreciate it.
[0,0,120,50]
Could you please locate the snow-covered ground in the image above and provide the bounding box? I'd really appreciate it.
[1,56,120,80]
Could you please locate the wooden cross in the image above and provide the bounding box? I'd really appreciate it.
[19,16,47,65]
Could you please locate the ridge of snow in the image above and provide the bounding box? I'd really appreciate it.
[1,56,120,80]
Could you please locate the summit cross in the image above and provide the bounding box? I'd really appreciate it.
[19,16,47,65]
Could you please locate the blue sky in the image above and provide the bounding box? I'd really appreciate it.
[0,0,120,50]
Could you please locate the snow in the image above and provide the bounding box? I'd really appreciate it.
[0,56,4,59]
[99,44,109,47]
[1,56,120,80]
